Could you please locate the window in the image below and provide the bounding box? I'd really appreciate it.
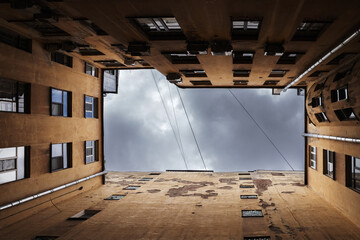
[323,150,335,179]
[333,67,352,81]
[103,70,118,94]
[78,47,104,56]
[263,80,279,86]
[51,52,73,68]
[334,108,357,121]
[33,236,59,240]
[231,18,261,40]
[190,80,212,86]
[346,155,360,192]
[22,20,70,37]
[242,210,263,217]
[85,62,99,77]
[311,95,322,107]
[123,186,140,190]
[277,52,304,64]
[327,53,356,65]
[0,26,32,52]
[50,143,72,172]
[180,70,207,77]
[68,209,101,220]
[0,146,30,185]
[309,71,328,77]
[292,21,330,41]
[233,70,250,77]
[310,146,316,169]
[84,95,98,118]
[163,52,200,64]
[233,52,254,64]
[133,17,185,40]
[0,78,30,113]
[105,195,125,200]
[315,112,329,122]
[139,178,153,181]
[331,86,348,102]
[85,140,98,164]
[77,19,108,35]
[269,70,287,77]
[149,172,161,175]
[51,88,71,117]
[240,195,258,199]
[233,80,248,86]
[314,82,325,91]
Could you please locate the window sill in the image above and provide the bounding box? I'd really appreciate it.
[85,160,99,165]
[50,167,71,173]
[323,173,335,180]
[348,187,360,194]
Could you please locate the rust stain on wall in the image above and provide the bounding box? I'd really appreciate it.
[218,186,232,190]
[253,179,272,196]
[147,189,161,193]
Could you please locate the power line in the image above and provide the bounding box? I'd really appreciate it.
[176,87,207,170]
[167,81,188,169]
[228,89,295,171]
[150,70,188,170]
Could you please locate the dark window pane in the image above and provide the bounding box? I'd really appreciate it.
[51,103,62,116]
[51,156,63,171]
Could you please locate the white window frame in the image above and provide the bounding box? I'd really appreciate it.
[0,146,26,184]
[310,146,316,169]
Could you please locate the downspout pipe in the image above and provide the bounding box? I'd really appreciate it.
[0,171,107,211]
[302,133,360,143]
[283,28,360,92]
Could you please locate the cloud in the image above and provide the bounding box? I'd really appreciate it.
[104,70,304,172]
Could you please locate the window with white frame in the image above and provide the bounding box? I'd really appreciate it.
[346,155,360,192]
[50,143,72,172]
[85,95,98,118]
[310,146,316,169]
[0,78,30,113]
[331,86,348,102]
[0,146,29,184]
[323,149,335,179]
[85,140,98,164]
[315,112,329,122]
[51,88,71,117]
[85,62,99,77]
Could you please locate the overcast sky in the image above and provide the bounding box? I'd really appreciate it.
[104,69,304,172]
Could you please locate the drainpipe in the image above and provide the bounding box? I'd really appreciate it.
[283,28,360,92]
[302,133,360,143]
[0,171,107,211]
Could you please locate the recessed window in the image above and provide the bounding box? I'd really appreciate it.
[244,237,270,240]
[77,19,108,35]
[104,195,125,200]
[233,70,250,77]
[180,70,207,77]
[233,80,248,85]
[51,88,72,117]
[292,21,330,41]
[242,210,263,217]
[149,172,161,175]
[85,62,99,77]
[327,53,356,65]
[51,52,73,68]
[240,195,258,199]
[94,60,124,67]
[133,17,184,40]
[334,108,357,121]
[311,95,322,107]
[240,184,254,188]
[346,155,360,192]
[139,178,153,181]
[78,47,104,56]
[22,20,70,37]
[309,71,328,77]
[68,209,101,220]
[0,78,30,113]
[331,86,348,102]
[123,186,140,190]
[85,140,98,164]
[163,52,200,64]
[33,236,59,240]
[264,80,279,86]
[103,70,118,94]
[239,177,252,180]
[333,67,352,82]
[233,52,254,64]
[314,82,325,91]
[277,52,304,64]
[310,146,316,169]
[315,112,328,122]
[0,26,32,52]
[269,70,287,77]
[0,146,30,185]
[84,95,98,118]
[231,18,261,40]
[190,80,212,86]
[50,143,72,172]
[238,172,250,175]
[323,149,335,179]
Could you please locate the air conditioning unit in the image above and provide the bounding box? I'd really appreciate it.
[166,73,182,84]
[127,42,150,56]
[124,57,136,66]
[264,44,284,56]
[187,41,208,55]
[210,41,233,56]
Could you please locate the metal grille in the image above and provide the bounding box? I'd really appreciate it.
[240,184,255,188]
[105,195,125,200]
[242,210,263,217]
[240,195,258,199]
